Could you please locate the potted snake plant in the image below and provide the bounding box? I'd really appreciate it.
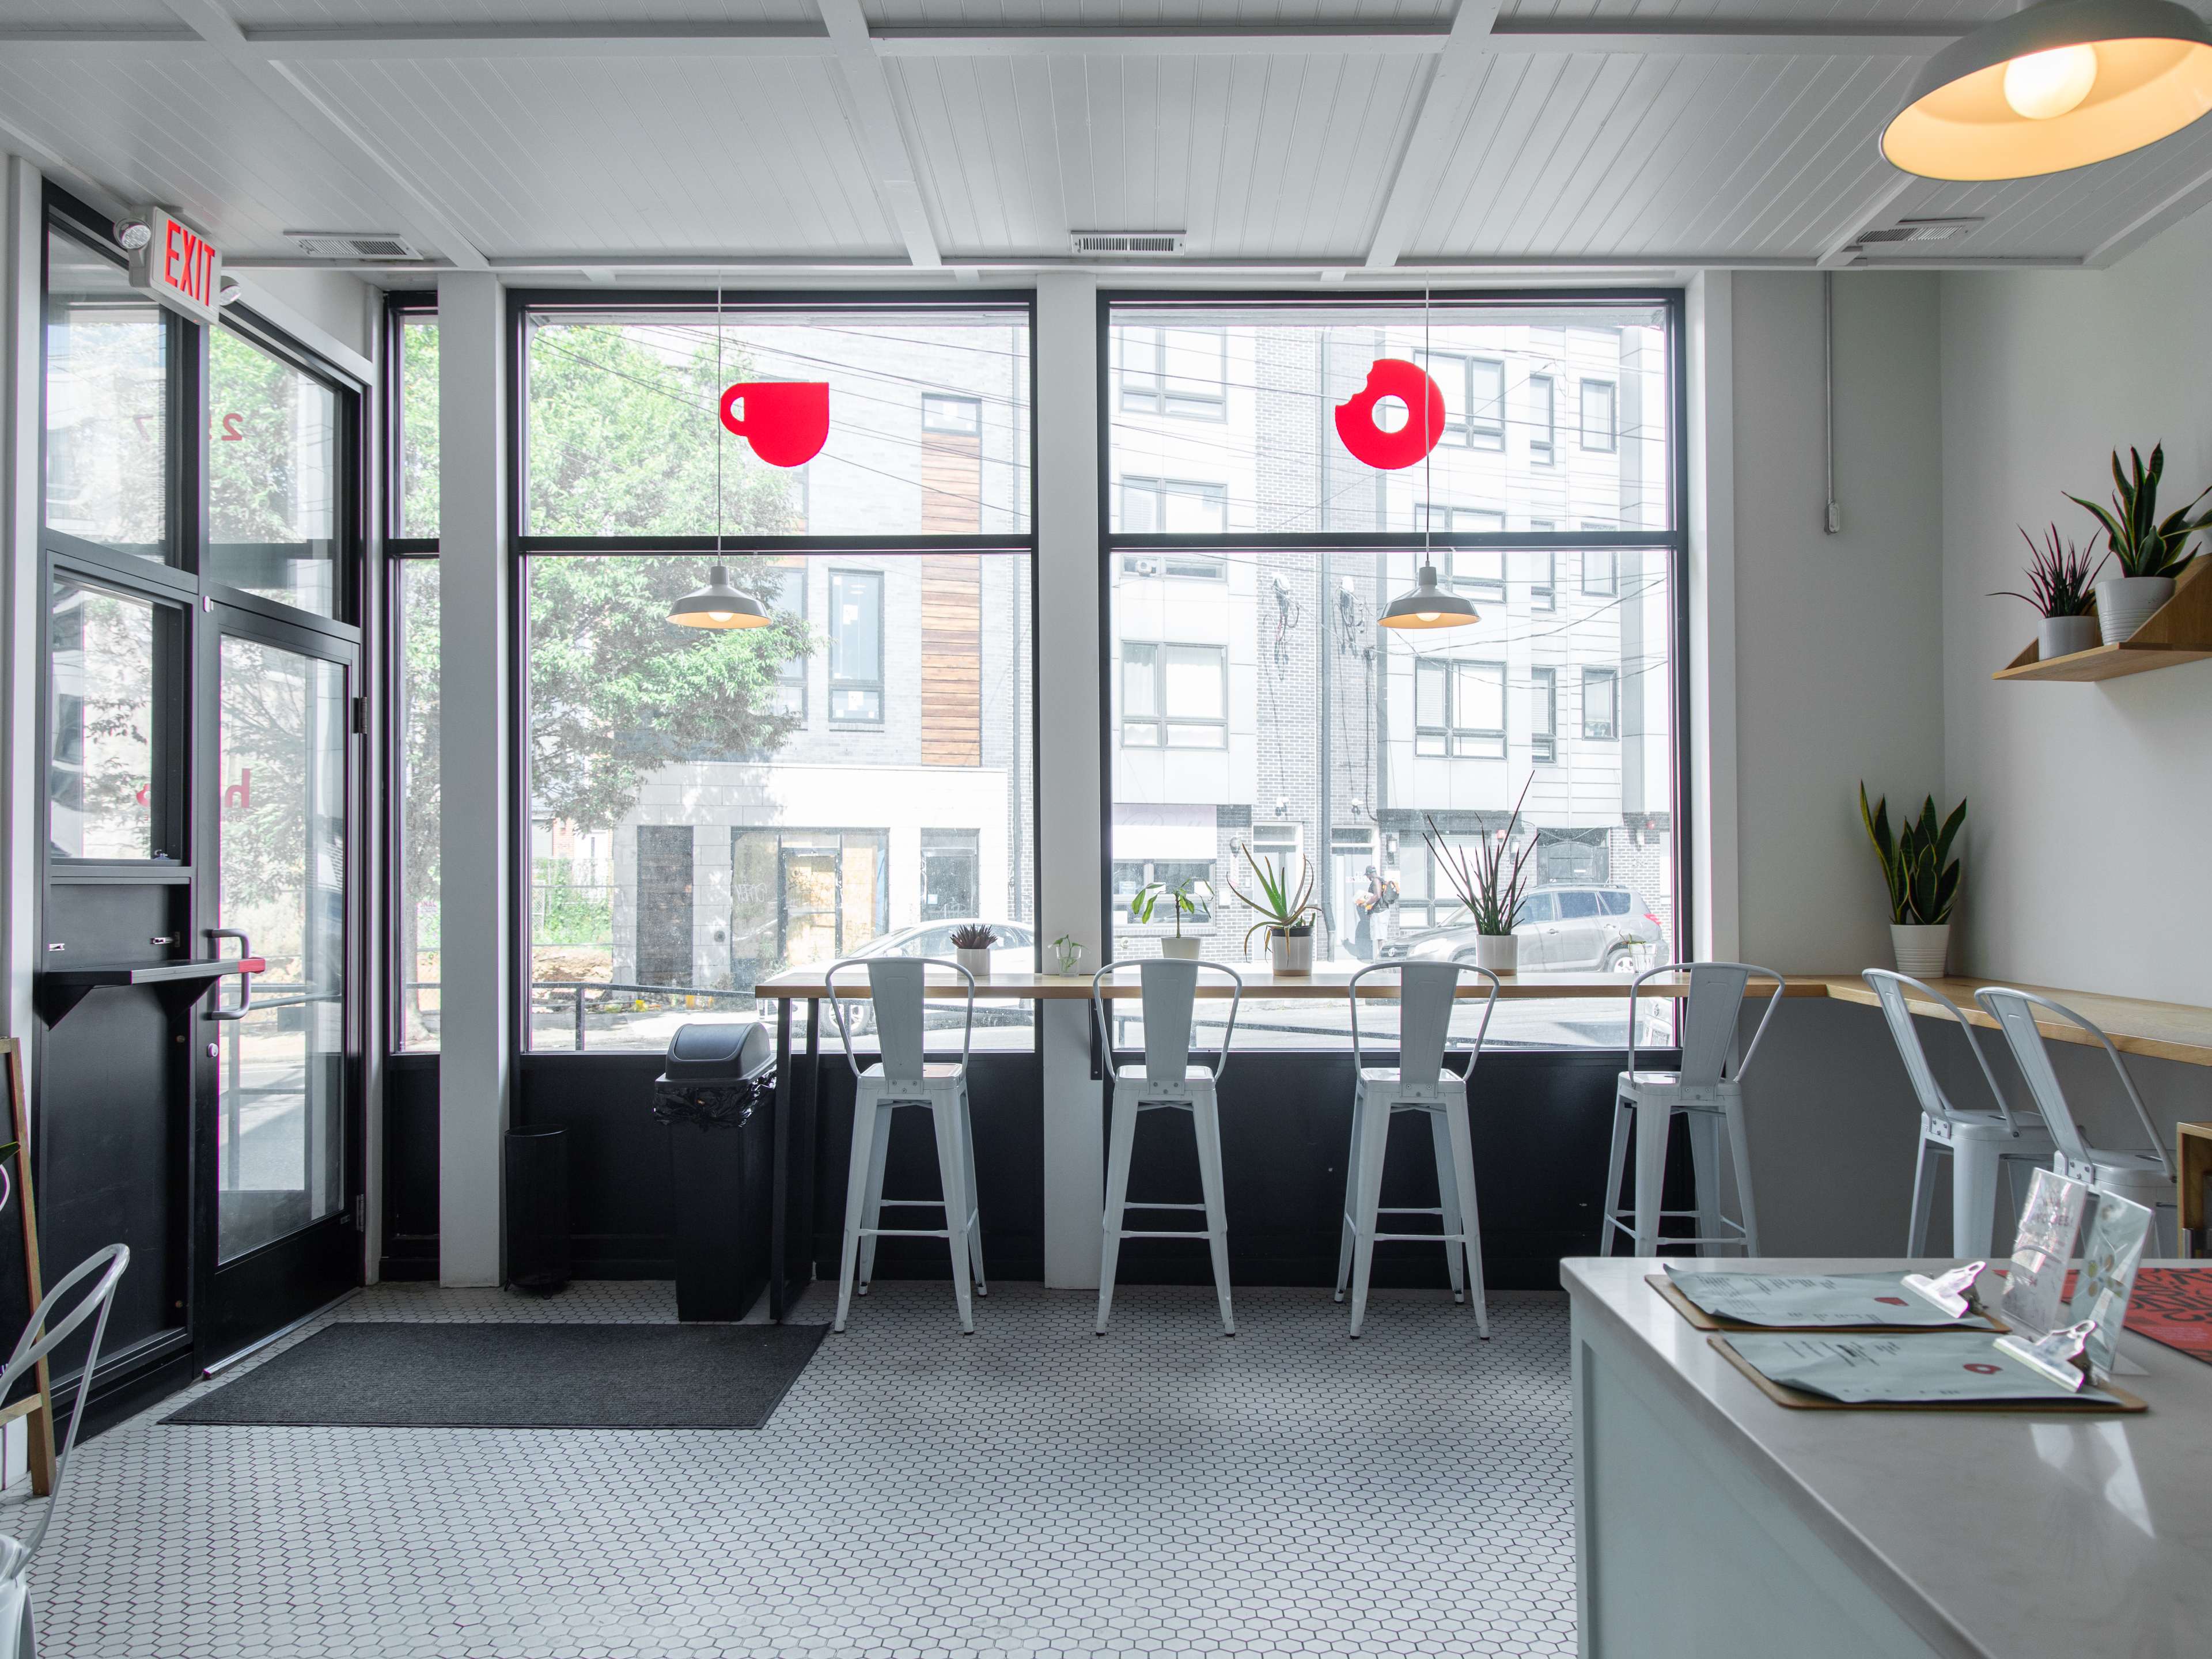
[1226,842,1319,974]
[1422,777,1535,974]
[1994,524,2105,661]
[1859,785,1965,978]
[1130,876,1210,960]
[2067,444,2210,644]
[949,923,997,978]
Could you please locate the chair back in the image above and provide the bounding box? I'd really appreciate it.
[1973,987,2169,1173]
[0,1243,128,1573]
[1347,960,1499,1082]
[1627,961,1785,1088]
[825,956,974,1084]
[1092,959,1243,1087]
[1862,969,2021,1132]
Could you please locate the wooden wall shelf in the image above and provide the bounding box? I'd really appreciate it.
[1995,560,2212,681]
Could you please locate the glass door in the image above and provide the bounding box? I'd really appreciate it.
[196,605,359,1355]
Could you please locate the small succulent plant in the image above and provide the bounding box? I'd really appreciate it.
[948,924,998,950]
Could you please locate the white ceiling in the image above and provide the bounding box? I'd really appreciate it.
[3,0,2210,277]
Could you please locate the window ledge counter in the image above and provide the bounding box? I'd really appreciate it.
[1563,1255,2212,1659]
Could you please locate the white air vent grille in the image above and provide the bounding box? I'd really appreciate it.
[286,231,423,260]
[1071,231,1187,256]
[1854,216,1983,247]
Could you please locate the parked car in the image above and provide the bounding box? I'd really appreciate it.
[838,920,1036,1031]
[1385,886,1663,973]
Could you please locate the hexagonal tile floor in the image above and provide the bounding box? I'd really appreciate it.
[0,1279,1574,1657]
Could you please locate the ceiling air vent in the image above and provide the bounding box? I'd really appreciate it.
[285,231,423,260]
[1853,215,1984,248]
[1071,231,1187,256]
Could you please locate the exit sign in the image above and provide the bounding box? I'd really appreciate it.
[128,209,223,326]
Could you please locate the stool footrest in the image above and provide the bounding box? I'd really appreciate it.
[1114,1229,1218,1240]
[858,1227,954,1240]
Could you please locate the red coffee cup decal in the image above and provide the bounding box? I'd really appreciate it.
[1334,358,1446,471]
[719,380,830,467]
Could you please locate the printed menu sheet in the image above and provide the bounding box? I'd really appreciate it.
[1663,1267,1998,1330]
[1728,1332,2124,1406]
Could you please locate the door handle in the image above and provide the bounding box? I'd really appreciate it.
[204,929,264,1022]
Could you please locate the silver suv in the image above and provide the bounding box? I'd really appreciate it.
[1393,885,1664,972]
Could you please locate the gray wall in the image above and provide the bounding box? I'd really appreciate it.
[1940,217,2212,1009]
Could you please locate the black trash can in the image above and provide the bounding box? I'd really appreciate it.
[505,1124,571,1294]
[655,1021,775,1322]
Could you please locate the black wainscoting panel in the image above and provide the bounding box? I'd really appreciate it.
[380,1056,440,1281]
[515,1054,679,1277]
[804,1051,1047,1287]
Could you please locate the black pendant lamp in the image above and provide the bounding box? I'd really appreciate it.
[671,286,772,631]
[1379,286,1479,632]
[668,563,770,629]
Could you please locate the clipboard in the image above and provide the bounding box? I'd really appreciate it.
[1648,1274,2008,1335]
[1710,1336,2147,1413]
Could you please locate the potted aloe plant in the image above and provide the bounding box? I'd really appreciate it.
[1226,842,1319,973]
[949,923,997,978]
[1421,778,1535,974]
[1859,785,1965,978]
[2067,444,2210,644]
[1130,876,1210,960]
[1994,524,2105,661]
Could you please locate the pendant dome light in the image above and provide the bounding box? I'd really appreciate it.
[1881,0,2212,180]
[1378,285,1479,633]
[672,286,773,630]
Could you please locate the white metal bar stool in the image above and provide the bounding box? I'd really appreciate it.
[1864,969,2056,1256]
[0,1243,130,1659]
[1599,961,1783,1257]
[1092,959,1243,1336]
[827,956,986,1334]
[1336,960,1499,1339]
[1974,986,2179,1254]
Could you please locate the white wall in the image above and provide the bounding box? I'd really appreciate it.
[1730,272,1946,975]
[1941,219,2212,1009]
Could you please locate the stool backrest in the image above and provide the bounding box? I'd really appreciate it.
[1972,986,2169,1174]
[825,956,974,1083]
[1091,959,1243,1086]
[1346,960,1499,1081]
[0,1243,128,1571]
[1628,961,1785,1088]
[1862,969,2021,1132]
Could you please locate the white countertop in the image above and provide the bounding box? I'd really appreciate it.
[1562,1256,2212,1659]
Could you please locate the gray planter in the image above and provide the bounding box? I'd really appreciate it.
[2094,575,2175,645]
[2037,613,2100,660]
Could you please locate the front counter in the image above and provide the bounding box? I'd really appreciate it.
[1565,1255,2212,1659]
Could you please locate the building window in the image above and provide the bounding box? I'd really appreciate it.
[1122,642,1228,748]
[1580,379,1617,452]
[828,569,883,724]
[1531,666,1558,763]
[762,559,808,719]
[921,393,981,435]
[1122,476,1228,538]
[1529,374,1555,466]
[1583,666,1618,740]
[1527,547,1556,612]
[1469,357,1505,449]
[1582,548,1616,596]
[1112,858,1217,922]
[1120,325,1228,419]
[1415,658,1505,759]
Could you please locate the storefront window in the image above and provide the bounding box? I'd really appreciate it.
[207,329,342,616]
[44,227,169,560]
[47,577,172,860]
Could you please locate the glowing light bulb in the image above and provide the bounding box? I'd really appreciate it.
[2003,43,2098,120]
[708,609,733,623]
[1417,611,1441,623]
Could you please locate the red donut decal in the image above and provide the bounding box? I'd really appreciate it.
[1334,358,1447,470]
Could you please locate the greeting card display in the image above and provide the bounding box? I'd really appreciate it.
[2000,1167,2088,1338]
[1726,1331,2126,1406]
[2066,1190,2154,1381]
[1664,1266,1997,1330]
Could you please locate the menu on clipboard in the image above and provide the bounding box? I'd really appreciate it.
[1725,1332,2128,1406]
[1661,1266,2000,1330]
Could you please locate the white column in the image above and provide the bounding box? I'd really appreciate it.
[1687,271,1739,963]
[0,158,41,1066]
[436,271,510,1285]
[1035,275,1104,1289]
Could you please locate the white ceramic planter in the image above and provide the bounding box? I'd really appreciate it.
[1158,935,1202,960]
[2094,575,2175,645]
[1268,928,1315,974]
[1474,933,1519,974]
[1889,923,1950,979]
[2038,613,2101,660]
[955,946,993,979]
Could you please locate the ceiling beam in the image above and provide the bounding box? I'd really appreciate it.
[817,0,942,271]
[0,19,1967,62]
[1363,0,1502,271]
[157,0,488,270]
